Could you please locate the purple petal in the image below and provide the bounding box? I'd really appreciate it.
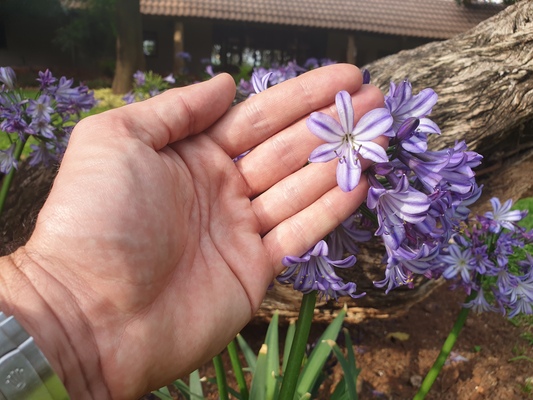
[337,157,361,192]
[396,88,438,118]
[309,142,341,163]
[353,108,393,141]
[335,91,354,133]
[358,141,388,163]
[306,112,344,142]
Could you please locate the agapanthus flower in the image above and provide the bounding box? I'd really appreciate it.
[27,94,53,121]
[251,71,272,94]
[37,69,56,90]
[0,143,17,173]
[385,79,438,136]
[307,90,392,191]
[441,244,475,284]
[484,197,527,233]
[133,70,146,86]
[367,174,431,250]
[0,67,16,91]
[27,142,56,167]
[326,212,372,260]
[463,288,498,313]
[163,74,176,84]
[277,240,364,300]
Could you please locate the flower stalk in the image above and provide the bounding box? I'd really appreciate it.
[414,291,476,399]
[278,290,317,400]
[0,136,26,216]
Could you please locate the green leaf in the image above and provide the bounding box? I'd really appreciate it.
[152,386,174,400]
[265,311,280,400]
[282,320,296,374]
[237,333,258,373]
[189,369,205,399]
[330,376,347,400]
[327,340,357,399]
[343,328,360,390]
[250,344,268,400]
[227,339,250,400]
[296,308,346,396]
[213,353,229,400]
[513,197,533,229]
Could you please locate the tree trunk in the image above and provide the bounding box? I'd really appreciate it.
[111,0,145,94]
[363,0,533,160]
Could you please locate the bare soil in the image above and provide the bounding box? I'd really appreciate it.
[139,280,533,400]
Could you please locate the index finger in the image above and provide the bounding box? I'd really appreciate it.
[207,64,364,158]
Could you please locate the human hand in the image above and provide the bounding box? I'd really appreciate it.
[0,64,385,399]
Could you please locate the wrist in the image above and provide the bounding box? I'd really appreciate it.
[0,248,111,400]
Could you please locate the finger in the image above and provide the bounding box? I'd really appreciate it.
[237,84,385,197]
[208,64,363,158]
[252,135,388,236]
[79,74,236,151]
[262,176,371,277]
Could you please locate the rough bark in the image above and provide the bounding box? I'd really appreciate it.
[111,0,145,94]
[363,0,533,158]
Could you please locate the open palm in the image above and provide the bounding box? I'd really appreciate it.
[20,65,385,398]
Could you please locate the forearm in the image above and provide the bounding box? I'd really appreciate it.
[0,248,111,399]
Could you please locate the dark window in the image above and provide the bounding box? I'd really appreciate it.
[211,23,327,70]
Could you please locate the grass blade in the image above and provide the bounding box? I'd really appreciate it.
[265,311,280,400]
[249,344,268,400]
[326,340,357,399]
[296,307,346,396]
[213,353,229,400]
[282,320,296,374]
[237,333,257,373]
[227,339,250,400]
[189,369,205,399]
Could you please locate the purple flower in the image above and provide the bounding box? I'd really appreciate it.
[385,80,438,136]
[367,174,431,250]
[326,213,372,260]
[123,92,136,104]
[304,58,319,69]
[133,70,146,86]
[27,142,56,167]
[307,91,392,191]
[484,197,527,233]
[0,143,18,173]
[163,74,176,84]
[278,240,364,300]
[37,69,56,90]
[441,244,475,284]
[463,288,498,313]
[0,67,16,91]
[27,94,53,121]
[251,71,272,94]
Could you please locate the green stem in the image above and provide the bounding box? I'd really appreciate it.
[413,291,476,400]
[278,291,317,400]
[227,339,249,400]
[0,137,26,218]
[213,353,229,400]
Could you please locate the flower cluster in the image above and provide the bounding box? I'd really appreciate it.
[0,67,96,173]
[123,70,176,104]
[439,198,533,317]
[278,73,487,301]
[236,58,336,98]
